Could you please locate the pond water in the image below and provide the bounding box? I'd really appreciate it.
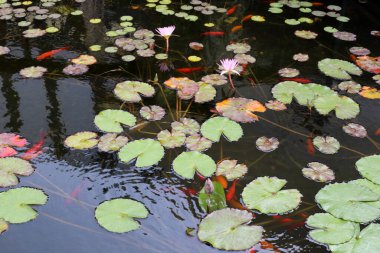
[0,0,379,252]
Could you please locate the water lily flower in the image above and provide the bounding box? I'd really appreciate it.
[156,25,175,53]
[204,178,214,195]
[218,58,240,89]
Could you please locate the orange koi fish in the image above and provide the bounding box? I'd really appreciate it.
[36,46,69,61]
[21,131,45,160]
[176,67,203,74]
[227,198,254,215]
[279,77,312,83]
[231,25,243,33]
[227,4,238,15]
[312,2,323,6]
[65,180,89,205]
[306,137,315,156]
[349,54,357,62]
[179,187,197,196]
[260,240,280,252]
[226,179,237,201]
[375,128,380,135]
[201,31,225,36]
[213,175,228,189]
[242,14,253,22]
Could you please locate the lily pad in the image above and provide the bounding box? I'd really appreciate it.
[157,130,185,148]
[94,109,136,133]
[98,134,128,152]
[271,81,314,106]
[118,139,164,167]
[216,98,266,123]
[0,187,48,223]
[171,118,200,136]
[185,134,212,152]
[306,213,358,245]
[355,155,380,184]
[172,151,216,179]
[302,162,335,182]
[200,117,243,142]
[216,160,248,181]
[315,182,380,223]
[114,81,155,103]
[256,136,279,152]
[197,208,264,251]
[95,198,148,233]
[242,177,302,214]
[318,58,362,80]
[0,157,34,187]
[194,82,216,103]
[139,105,165,121]
[350,179,380,208]
[314,94,360,119]
[313,136,340,155]
[64,131,98,150]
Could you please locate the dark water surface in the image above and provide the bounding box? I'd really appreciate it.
[0,0,379,252]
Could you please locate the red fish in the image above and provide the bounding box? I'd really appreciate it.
[36,46,69,61]
[312,2,323,6]
[306,137,315,156]
[231,25,243,33]
[179,187,197,196]
[349,54,357,62]
[226,4,238,15]
[242,14,253,22]
[279,77,312,83]
[213,175,228,189]
[65,180,88,205]
[21,131,45,160]
[260,240,280,252]
[248,247,256,253]
[375,128,380,135]
[176,67,203,74]
[226,180,237,201]
[196,172,206,181]
[201,31,225,36]
[227,198,254,215]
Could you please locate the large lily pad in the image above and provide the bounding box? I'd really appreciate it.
[0,157,34,187]
[64,131,98,150]
[118,139,164,167]
[114,81,155,103]
[315,183,380,223]
[314,94,360,119]
[355,155,380,184]
[242,177,302,214]
[271,81,314,106]
[95,198,148,233]
[329,224,380,253]
[0,187,48,223]
[94,109,136,133]
[172,151,216,179]
[318,58,362,80]
[200,117,243,142]
[350,179,380,208]
[197,208,264,250]
[306,213,358,245]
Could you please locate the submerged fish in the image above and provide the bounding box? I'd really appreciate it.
[179,187,197,196]
[36,46,69,61]
[201,31,225,36]
[226,179,237,201]
[306,136,315,156]
[226,4,238,15]
[176,67,203,74]
[213,175,228,189]
[65,180,88,205]
[242,14,253,22]
[21,130,45,160]
[231,25,243,33]
[375,128,380,135]
[279,77,312,83]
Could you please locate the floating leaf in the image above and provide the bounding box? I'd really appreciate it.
[114,81,155,103]
[194,82,216,103]
[313,136,340,154]
[278,68,300,77]
[0,133,27,147]
[342,123,367,138]
[140,105,165,121]
[302,162,335,182]
[172,151,216,179]
[318,58,362,80]
[306,213,358,245]
[242,177,302,214]
[118,139,164,167]
[216,160,248,181]
[265,100,287,111]
[0,157,34,187]
[0,187,48,223]
[94,109,136,133]
[157,130,185,148]
[356,155,380,184]
[271,81,314,106]
[64,131,98,150]
[359,86,380,99]
[95,198,148,233]
[198,181,226,212]
[355,56,380,74]
[185,134,212,152]
[350,179,380,208]
[197,208,264,250]
[216,98,266,123]
[200,117,243,142]
[314,94,360,119]
[98,134,128,152]
[315,182,380,223]
[171,118,200,135]
[256,136,279,152]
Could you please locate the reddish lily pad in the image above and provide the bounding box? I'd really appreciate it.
[216,98,266,123]
[302,162,335,182]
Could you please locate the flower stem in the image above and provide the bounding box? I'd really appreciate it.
[228,73,235,90]
[165,38,169,53]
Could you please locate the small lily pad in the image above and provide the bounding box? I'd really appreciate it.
[114,81,155,103]
[302,162,335,182]
[342,123,367,138]
[140,105,165,121]
[64,131,98,150]
[118,139,164,167]
[98,134,128,152]
[157,130,185,149]
[194,82,216,103]
[94,109,136,133]
[185,134,212,152]
[200,117,243,142]
[356,155,380,184]
[198,208,264,251]
[171,118,200,136]
[172,151,216,179]
[216,98,266,123]
[0,157,34,187]
[256,136,279,152]
[313,136,340,154]
[242,177,302,214]
[95,198,148,233]
[0,187,48,224]
[216,160,248,181]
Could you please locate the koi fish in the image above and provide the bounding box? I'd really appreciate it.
[201,31,225,36]
[227,198,254,215]
[226,4,238,15]
[260,240,280,252]
[213,175,228,189]
[312,2,323,6]
[65,180,88,205]
[21,131,45,160]
[179,187,197,196]
[36,46,69,61]
[176,67,203,74]
[306,137,315,156]
[242,14,253,22]
[196,172,206,181]
[231,25,243,33]
[226,179,237,201]
[349,54,357,62]
[375,128,380,135]
[279,77,312,83]
[248,248,256,253]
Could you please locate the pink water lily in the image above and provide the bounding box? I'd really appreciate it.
[218,58,240,89]
[156,25,175,53]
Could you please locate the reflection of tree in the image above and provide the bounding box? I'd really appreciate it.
[1,73,22,132]
[81,0,106,47]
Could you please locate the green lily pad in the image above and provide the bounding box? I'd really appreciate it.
[118,139,164,167]
[329,224,380,253]
[0,157,34,187]
[194,83,216,103]
[95,198,148,233]
[64,131,98,150]
[350,179,380,208]
[0,187,48,224]
[356,155,380,184]
[216,160,248,181]
[313,136,340,154]
[114,81,155,103]
[314,94,360,119]
[315,183,380,223]
[242,177,302,214]
[198,181,226,212]
[318,58,362,80]
[172,151,216,179]
[324,26,338,33]
[157,130,185,149]
[0,219,7,234]
[285,19,300,25]
[94,109,136,133]
[271,81,314,106]
[197,208,264,250]
[306,213,358,245]
[200,117,243,142]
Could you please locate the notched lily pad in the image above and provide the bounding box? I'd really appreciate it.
[171,118,200,136]
[172,151,216,179]
[216,98,266,123]
[98,133,128,152]
[185,134,212,152]
[216,160,248,181]
[318,58,362,80]
[157,130,185,149]
[114,81,155,103]
[94,109,136,133]
[355,155,380,184]
[0,157,34,187]
[118,139,164,167]
[200,117,243,142]
[64,131,98,150]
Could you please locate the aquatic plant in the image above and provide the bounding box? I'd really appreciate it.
[156,25,175,53]
[218,58,240,89]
